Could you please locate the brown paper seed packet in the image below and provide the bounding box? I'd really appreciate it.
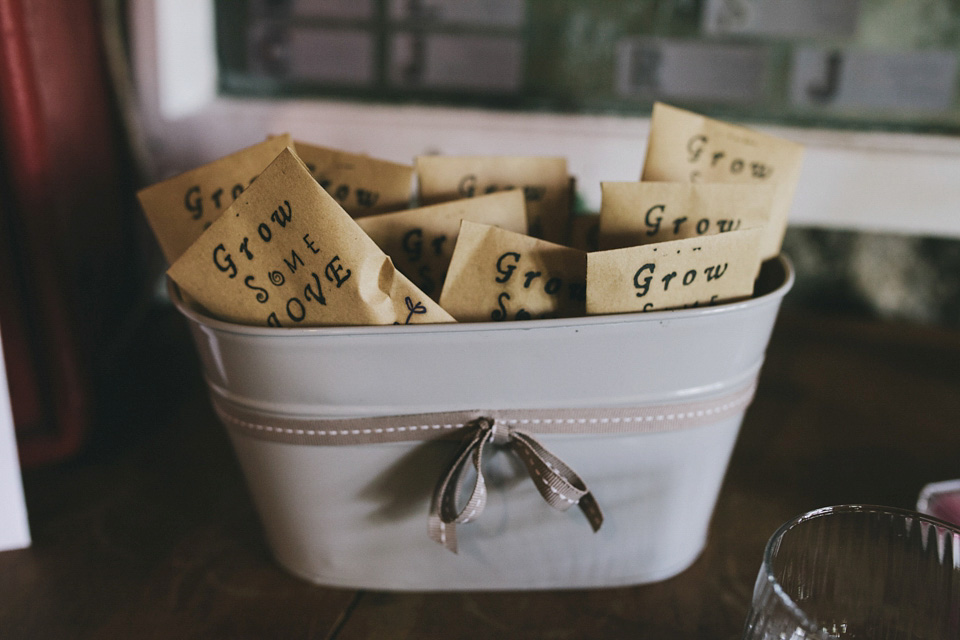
[167,148,454,328]
[439,221,586,322]
[598,182,773,250]
[356,190,528,300]
[137,134,293,263]
[641,102,803,260]
[416,155,570,245]
[293,141,414,217]
[586,227,764,315]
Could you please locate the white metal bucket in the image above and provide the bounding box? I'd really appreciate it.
[173,256,793,590]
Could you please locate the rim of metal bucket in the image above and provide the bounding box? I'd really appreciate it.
[168,254,794,338]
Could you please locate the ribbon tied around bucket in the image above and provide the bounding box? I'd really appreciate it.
[428,417,603,553]
[211,379,759,555]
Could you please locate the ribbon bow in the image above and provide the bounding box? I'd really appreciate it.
[428,417,603,553]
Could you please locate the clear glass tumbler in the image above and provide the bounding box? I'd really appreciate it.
[742,505,960,639]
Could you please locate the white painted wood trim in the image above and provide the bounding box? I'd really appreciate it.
[129,0,960,239]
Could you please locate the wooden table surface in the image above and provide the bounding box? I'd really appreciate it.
[2,307,959,639]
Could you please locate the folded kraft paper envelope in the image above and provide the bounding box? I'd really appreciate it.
[167,148,453,327]
[586,227,765,315]
[292,140,414,217]
[439,220,587,322]
[356,190,528,300]
[416,154,571,245]
[597,182,774,250]
[642,102,804,260]
[138,134,294,263]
